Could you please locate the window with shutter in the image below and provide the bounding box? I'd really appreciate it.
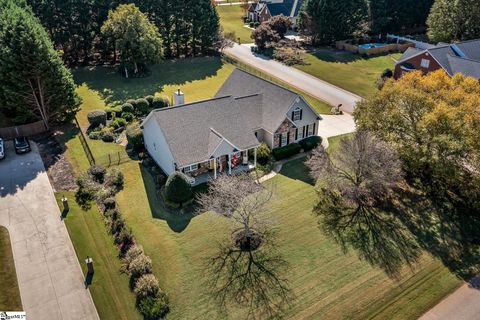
[293,108,301,121]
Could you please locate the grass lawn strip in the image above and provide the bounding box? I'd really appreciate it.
[217,5,253,44]
[54,193,140,320]
[0,226,22,311]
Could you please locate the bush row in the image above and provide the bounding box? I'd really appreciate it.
[272,143,302,160]
[298,136,321,151]
[75,165,169,319]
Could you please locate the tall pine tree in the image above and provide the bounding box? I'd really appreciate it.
[0,0,79,127]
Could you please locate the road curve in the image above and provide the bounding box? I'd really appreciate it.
[224,44,362,113]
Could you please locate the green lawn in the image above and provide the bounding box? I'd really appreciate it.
[295,50,401,98]
[217,5,253,44]
[0,226,22,311]
[327,133,354,154]
[114,158,461,320]
[54,193,140,320]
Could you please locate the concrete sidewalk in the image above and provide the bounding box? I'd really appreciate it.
[419,276,480,320]
[224,44,362,113]
[0,142,99,320]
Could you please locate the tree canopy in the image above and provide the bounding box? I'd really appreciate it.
[101,4,162,74]
[0,0,79,126]
[427,0,480,42]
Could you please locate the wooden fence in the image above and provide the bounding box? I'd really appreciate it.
[0,120,47,139]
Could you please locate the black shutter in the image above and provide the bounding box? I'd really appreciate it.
[302,126,305,139]
[300,109,303,120]
[313,123,316,135]
[291,111,294,120]
[287,132,290,145]
[295,128,298,140]
[278,134,282,147]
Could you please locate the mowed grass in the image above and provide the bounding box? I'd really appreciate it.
[115,158,461,320]
[0,226,22,311]
[54,193,140,320]
[296,50,401,97]
[327,133,354,154]
[217,5,253,44]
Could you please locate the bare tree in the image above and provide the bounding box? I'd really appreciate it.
[306,131,421,277]
[214,29,236,52]
[197,174,292,318]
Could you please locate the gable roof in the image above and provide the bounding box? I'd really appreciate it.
[215,69,301,133]
[397,39,480,79]
[253,0,303,18]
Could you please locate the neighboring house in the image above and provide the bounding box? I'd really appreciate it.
[141,69,321,185]
[247,0,303,26]
[394,39,480,79]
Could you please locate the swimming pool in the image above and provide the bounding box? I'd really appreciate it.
[358,43,388,49]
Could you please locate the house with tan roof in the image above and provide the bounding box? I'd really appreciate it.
[141,69,321,185]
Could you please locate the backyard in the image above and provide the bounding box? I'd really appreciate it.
[296,49,401,97]
[0,226,22,311]
[217,5,253,44]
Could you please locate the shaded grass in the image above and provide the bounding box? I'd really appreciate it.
[326,133,354,154]
[0,226,22,311]
[115,159,461,320]
[55,193,140,320]
[217,5,253,44]
[295,50,401,97]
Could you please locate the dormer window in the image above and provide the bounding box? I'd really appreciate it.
[421,59,430,68]
[292,107,302,121]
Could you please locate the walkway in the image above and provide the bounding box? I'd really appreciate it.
[419,276,480,320]
[224,44,362,113]
[0,142,99,320]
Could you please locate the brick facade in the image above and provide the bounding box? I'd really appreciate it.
[394,52,443,79]
[274,118,296,148]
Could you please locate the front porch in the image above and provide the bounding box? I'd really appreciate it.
[179,148,258,186]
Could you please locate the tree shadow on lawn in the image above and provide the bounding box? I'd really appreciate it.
[307,48,382,64]
[279,157,315,186]
[139,163,195,233]
[72,57,224,103]
[393,187,480,283]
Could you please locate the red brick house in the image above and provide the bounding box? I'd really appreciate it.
[247,0,303,26]
[394,39,480,79]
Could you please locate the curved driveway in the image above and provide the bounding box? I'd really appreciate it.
[0,142,98,320]
[224,44,362,113]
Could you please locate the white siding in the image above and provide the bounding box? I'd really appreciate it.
[263,130,274,149]
[212,140,236,158]
[142,118,176,176]
[288,97,318,128]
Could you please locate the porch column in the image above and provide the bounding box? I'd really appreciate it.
[228,153,232,175]
[254,148,257,167]
[214,158,217,179]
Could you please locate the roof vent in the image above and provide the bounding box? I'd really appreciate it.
[173,89,185,105]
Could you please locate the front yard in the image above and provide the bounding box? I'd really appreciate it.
[111,151,461,320]
[217,5,253,44]
[0,226,22,311]
[295,50,402,97]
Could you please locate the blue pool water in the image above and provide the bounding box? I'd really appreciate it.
[358,43,388,49]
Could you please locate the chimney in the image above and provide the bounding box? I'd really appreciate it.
[173,88,185,105]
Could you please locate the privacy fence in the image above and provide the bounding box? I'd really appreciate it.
[0,120,47,139]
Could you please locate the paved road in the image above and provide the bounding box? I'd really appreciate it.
[0,142,99,320]
[419,276,480,320]
[224,44,362,113]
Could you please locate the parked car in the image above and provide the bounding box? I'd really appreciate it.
[14,137,31,154]
[0,138,4,160]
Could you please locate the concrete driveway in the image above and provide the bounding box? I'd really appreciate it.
[318,114,356,139]
[419,276,480,320]
[0,141,98,320]
[224,44,362,113]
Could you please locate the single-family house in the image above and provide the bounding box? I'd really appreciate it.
[394,39,480,79]
[141,69,321,185]
[247,0,303,27]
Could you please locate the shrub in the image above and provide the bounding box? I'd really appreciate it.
[106,106,123,118]
[145,95,155,106]
[105,168,124,190]
[256,142,271,165]
[88,165,107,183]
[381,68,393,78]
[152,96,169,109]
[95,186,116,203]
[249,21,254,27]
[122,112,135,122]
[126,99,137,108]
[135,98,150,115]
[137,294,169,319]
[75,173,97,208]
[126,123,144,152]
[299,136,321,151]
[110,215,125,235]
[254,22,260,27]
[87,110,107,128]
[88,131,103,140]
[103,197,116,210]
[129,254,153,279]
[134,274,159,300]
[102,130,115,142]
[115,226,133,246]
[272,143,301,160]
[122,103,135,113]
[122,245,144,269]
[164,172,193,204]
[110,118,127,130]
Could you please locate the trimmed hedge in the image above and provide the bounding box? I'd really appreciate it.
[87,110,107,127]
[121,112,134,122]
[102,131,115,142]
[126,99,137,108]
[152,96,169,109]
[272,143,301,160]
[164,172,193,204]
[126,123,144,152]
[256,142,271,164]
[105,106,122,118]
[299,136,321,151]
[145,95,155,106]
[122,103,134,113]
[110,118,127,130]
[136,98,150,115]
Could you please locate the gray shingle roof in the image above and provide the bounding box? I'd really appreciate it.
[397,47,422,63]
[215,69,299,133]
[447,55,480,79]
[149,94,263,167]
